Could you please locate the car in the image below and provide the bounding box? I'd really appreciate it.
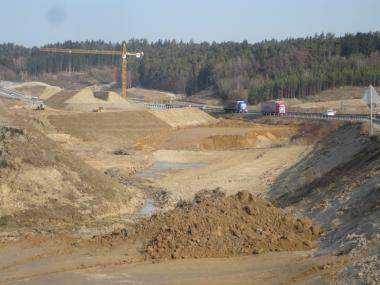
[324,109,336,116]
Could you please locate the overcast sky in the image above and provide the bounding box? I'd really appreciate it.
[1,0,380,47]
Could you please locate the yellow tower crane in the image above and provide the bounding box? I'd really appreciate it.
[40,42,143,97]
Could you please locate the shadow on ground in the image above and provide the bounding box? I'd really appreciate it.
[268,123,380,284]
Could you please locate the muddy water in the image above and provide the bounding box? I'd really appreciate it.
[141,198,156,214]
[135,161,207,179]
[136,161,207,214]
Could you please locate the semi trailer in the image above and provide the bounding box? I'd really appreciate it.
[224,100,248,113]
[261,100,286,115]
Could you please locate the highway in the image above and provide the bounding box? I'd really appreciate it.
[142,101,380,124]
[0,88,377,124]
[0,86,43,103]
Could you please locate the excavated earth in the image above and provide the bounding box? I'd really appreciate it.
[0,95,378,284]
[126,190,322,260]
[0,111,143,237]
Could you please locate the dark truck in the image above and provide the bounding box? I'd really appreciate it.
[224,100,248,113]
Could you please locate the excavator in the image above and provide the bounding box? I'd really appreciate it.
[33,103,45,111]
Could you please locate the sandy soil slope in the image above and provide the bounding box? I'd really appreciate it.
[1,96,368,284]
[269,124,380,284]
[9,81,62,100]
[150,108,217,128]
[45,87,143,112]
[284,86,374,114]
[0,105,144,236]
[126,87,177,102]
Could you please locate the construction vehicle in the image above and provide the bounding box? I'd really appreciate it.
[33,103,45,111]
[93,106,104,112]
[39,42,143,98]
[224,100,248,113]
[261,100,286,115]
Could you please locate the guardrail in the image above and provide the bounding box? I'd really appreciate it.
[260,111,373,123]
[0,86,43,103]
[143,103,188,110]
[141,100,379,124]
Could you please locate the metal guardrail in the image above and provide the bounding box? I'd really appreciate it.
[141,100,378,124]
[143,103,187,110]
[260,111,373,123]
[0,86,43,103]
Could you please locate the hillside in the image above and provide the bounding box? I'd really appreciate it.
[0,125,143,233]
[2,32,380,103]
[269,124,380,283]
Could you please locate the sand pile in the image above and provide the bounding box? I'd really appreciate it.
[64,87,136,111]
[44,91,77,109]
[10,81,62,100]
[0,126,142,231]
[150,108,217,128]
[130,191,322,260]
[127,88,177,102]
[45,87,142,111]
[66,87,123,104]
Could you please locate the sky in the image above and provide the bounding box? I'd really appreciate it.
[1,0,380,47]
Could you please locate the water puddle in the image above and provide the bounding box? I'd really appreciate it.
[141,198,156,214]
[135,161,207,179]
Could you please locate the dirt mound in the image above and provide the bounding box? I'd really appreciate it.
[44,90,77,109]
[65,87,120,104]
[0,126,142,232]
[45,87,141,111]
[135,122,297,151]
[127,88,177,102]
[200,131,284,150]
[150,108,217,128]
[10,81,62,100]
[129,191,322,260]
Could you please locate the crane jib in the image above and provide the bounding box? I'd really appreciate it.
[39,43,143,97]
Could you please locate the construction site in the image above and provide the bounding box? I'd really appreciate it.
[0,75,378,285]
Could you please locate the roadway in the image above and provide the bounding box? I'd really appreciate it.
[141,101,379,124]
[0,86,43,103]
[0,88,377,124]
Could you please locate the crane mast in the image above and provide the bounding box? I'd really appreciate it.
[39,42,143,98]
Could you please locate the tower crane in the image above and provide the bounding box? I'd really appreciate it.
[40,42,143,98]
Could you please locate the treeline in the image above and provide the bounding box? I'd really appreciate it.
[1,32,380,103]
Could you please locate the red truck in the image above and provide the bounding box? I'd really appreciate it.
[261,100,286,115]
